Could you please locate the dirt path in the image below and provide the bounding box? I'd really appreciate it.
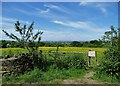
[61,71,102,84]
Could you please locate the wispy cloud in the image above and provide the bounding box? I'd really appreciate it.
[44,4,60,9]
[44,4,69,14]
[14,8,34,16]
[79,2,88,6]
[79,2,108,16]
[38,9,50,14]
[2,17,31,37]
[42,29,95,41]
[96,4,108,16]
[2,17,31,25]
[52,20,108,33]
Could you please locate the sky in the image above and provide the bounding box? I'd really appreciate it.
[1,2,118,41]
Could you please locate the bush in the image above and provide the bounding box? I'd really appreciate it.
[97,50,120,79]
[96,26,120,81]
[64,54,87,69]
[53,54,87,70]
[47,47,87,70]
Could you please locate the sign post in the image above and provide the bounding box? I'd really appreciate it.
[88,50,97,67]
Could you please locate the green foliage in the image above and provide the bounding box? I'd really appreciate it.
[118,27,120,51]
[93,71,119,83]
[0,40,104,48]
[42,67,86,83]
[2,21,43,65]
[63,54,87,69]
[96,26,120,81]
[3,68,43,83]
[3,67,86,84]
[47,47,87,70]
[2,21,43,53]
[70,40,103,47]
[70,41,83,47]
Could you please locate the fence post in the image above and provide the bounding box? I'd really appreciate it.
[94,51,97,64]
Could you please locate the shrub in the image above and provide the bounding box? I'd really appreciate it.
[63,54,87,69]
[96,26,120,81]
[52,53,87,70]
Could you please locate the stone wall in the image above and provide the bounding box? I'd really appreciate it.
[1,55,34,76]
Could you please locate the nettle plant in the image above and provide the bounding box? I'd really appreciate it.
[98,26,120,79]
[2,21,43,65]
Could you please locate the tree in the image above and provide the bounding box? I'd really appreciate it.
[2,21,43,65]
[70,41,83,47]
[118,27,120,51]
[97,26,120,80]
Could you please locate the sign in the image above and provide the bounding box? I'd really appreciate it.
[88,51,96,57]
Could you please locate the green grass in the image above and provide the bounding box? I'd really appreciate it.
[0,48,28,57]
[92,71,120,84]
[2,67,87,84]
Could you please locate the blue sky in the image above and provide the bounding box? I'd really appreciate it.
[1,2,118,41]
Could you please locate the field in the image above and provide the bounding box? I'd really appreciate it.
[1,47,110,84]
[0,47,106,63]
[1,47,106,55]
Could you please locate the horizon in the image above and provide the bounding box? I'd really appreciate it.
[1,2,118,41]
[0,39,91,42]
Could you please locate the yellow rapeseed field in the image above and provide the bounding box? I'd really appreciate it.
[0,47,106,57]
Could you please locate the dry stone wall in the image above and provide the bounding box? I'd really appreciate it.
[1,55,34,76]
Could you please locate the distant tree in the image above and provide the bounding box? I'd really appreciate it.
[2,21,43,65]
[39,42,45,46]
[0,40,7,48]
[89,40,103,47]
[70,41,83,47]
[90,40,99,44]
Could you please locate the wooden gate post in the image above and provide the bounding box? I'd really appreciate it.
[88,50,91,67]
[94,51,97,64]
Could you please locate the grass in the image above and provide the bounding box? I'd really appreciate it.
[2,67,87,84]
[92,71,120,84]
[0,48,28,57]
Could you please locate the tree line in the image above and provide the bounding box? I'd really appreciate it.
[0,40,104,48]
